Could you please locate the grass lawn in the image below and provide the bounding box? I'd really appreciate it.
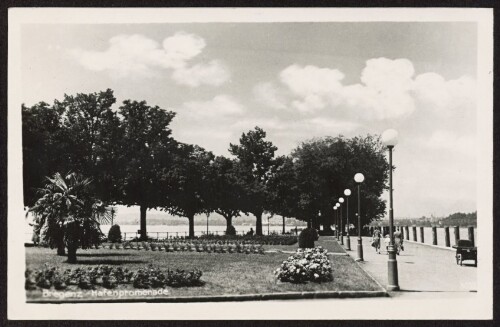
[264,238,345,253]
[25,237,383,302]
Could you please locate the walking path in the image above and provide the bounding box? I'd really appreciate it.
[341,236,477,299]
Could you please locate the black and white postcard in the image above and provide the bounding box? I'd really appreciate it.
[6,7,494,320]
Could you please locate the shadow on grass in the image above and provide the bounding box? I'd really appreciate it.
[76,253,135,257]
[70,259,146,265]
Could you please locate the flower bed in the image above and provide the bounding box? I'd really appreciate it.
[198,234,298,245]
[25,264,203,290]
[97,240,266,254]
[274,247,333,284]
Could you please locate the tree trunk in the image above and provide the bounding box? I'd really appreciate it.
[67,243,78,263]
[255,211,263,236]
[57,239,66,255]
[65,221,79,263]
[140,205,147,240]
[226,216,233,231]
[188,214,195,238]
[313,219,320,230]
[282,216,286,234]
[56,227,65,255]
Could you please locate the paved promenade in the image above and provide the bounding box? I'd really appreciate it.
[342,236,477,298]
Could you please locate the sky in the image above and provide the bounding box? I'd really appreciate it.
[20,22,478,218]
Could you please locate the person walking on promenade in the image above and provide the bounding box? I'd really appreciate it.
[371,228,382,254]
[384,234,391,253]
[394,229,403,255]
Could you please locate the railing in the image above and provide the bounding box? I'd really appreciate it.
[122,230,241,240]
[367,225,477,248]
[25,226,304,244]
[123,228,301,240]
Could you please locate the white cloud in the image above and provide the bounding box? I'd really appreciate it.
[280,64,345,98]
[256,57,476,121]
[69,32,230,86]
[161,32,206,64]
[172,60,230,87]
[279,65,344,113]
[303,117,359,132]
[253,82,288,110]
[361,58,414,93]
[413,73,476,116]
[180,95,245,119]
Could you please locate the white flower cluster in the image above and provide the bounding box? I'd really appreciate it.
[274,247,333,284]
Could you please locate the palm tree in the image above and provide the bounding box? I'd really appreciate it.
[28,172,111,263]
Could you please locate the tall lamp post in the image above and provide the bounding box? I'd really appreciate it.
[336,203,341,240]
[382,128,400,291]
[344,189,352,250]
[333,205,338,239]
[339,197,344,245]
[354,173,365,261]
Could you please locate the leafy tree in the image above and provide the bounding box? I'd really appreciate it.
[162,144,214,238]
[291,135,389,230]
[23,90,123,207]
[208,156,245,233]
[229,127,278,235]
[28,172,111,263]
[60,89,122,203]
[267,156,300,233]
[116,100,177,240]
[22,102,66,206]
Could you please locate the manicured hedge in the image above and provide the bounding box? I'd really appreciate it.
[102,240,266,254]
[198,234,298,245]
[25,264,203,290]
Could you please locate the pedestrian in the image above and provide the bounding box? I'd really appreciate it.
[247,228,254,236]
[394,230,403,254]
[371,228,381,254]
[384,234,391,253]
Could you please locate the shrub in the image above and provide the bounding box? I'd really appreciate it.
[108,224,122,243]
[275,247,333,284]
[131,265,203,289]
[199,234,297,245]
[298,228,318,248]
[25,265,202,290]
[225,225,237,236]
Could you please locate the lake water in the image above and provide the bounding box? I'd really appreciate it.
[25,223,305,242]
[100,224,303,239]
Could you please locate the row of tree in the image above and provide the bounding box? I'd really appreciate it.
[23,89,390,241]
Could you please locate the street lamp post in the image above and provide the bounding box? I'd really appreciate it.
[339,197,344,245]
[344,189,352,251]
[336,203,340,240]
[354,173,365,262]
[382,128,400,291]
[333,206,338,239]
[318,211,321,232]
